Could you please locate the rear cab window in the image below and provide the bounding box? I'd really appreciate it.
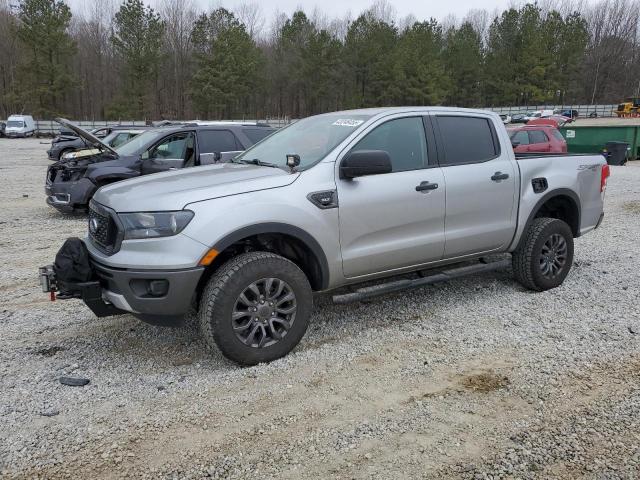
[550,129,565,142]
[436,116,499,165]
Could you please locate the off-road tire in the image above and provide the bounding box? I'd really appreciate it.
[512,217,574,291]
[199,252,312,366]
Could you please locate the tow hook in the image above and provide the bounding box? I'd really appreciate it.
[39,265,58,302]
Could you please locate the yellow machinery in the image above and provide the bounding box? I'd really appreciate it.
[616,97,640,117]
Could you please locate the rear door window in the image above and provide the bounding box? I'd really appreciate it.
[197,130,240,153]
[436,116,498,165]
[529,130,549,144]
[510,130,529,146]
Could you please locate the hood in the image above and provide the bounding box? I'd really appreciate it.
[54,118,118,156]
[93,162,298,213]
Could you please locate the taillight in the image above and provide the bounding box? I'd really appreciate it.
[601,164,610,192]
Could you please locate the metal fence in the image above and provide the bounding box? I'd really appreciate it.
[1,118,292,136]
[484,104,618,118]
[1,107,620,135]
[36,120,146,135]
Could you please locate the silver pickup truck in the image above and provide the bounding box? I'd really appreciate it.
[40,107,609,365]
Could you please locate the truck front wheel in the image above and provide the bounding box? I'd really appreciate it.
[199,252,312,366]
[512,217,574,291]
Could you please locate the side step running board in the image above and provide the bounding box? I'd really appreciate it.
[332,258,511,304]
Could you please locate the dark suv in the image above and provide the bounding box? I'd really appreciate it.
[45,119,275,213]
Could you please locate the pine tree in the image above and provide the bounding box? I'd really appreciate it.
[15,0,76,117]
[394,19,449,105]
[343,13,398,107]
[110,0,164,119]
[189,8,262,119]
[443,22,483,107]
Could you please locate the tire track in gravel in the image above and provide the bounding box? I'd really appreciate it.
[11,348,523,479]
[16,352,639,480]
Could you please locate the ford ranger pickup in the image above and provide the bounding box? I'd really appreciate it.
[40,107,609,365]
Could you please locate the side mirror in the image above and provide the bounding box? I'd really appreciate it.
[511,141,520,148]
[340,150,392,179]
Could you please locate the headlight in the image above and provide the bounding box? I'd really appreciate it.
[119,211,194,240]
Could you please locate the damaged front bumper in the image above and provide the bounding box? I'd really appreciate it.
[45,166,96,213]
[40,244,204,326]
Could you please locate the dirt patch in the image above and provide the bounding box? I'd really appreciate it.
[459,371,510,392]
[33,345,65,357]
[623,201,640,214]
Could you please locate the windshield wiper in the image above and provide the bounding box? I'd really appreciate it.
[238,158,279,168]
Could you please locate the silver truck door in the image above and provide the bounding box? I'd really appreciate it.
[433,114,517,258]
[337,115,445,278]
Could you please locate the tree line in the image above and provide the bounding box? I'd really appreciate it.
[1,0,639,120]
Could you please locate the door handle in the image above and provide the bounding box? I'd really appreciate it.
[491,172,509,181]
[415,181,439,192]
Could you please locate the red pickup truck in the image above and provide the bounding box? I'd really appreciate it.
[508,124,567,153]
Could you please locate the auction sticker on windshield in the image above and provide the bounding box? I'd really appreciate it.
[333,119,365,127]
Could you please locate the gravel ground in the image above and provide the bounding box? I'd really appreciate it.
[1,138,639,479]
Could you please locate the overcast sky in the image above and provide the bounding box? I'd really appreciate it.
[196,0,516,21]
[65,0,598,26]
[64,0,518,22]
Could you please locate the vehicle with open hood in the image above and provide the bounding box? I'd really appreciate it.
[45,118,275,213]
[47,124,149,161]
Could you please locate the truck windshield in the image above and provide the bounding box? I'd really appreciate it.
[7,121,24,128]
[234,113,373,170]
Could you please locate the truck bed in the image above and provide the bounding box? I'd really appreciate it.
[509,152,606,251]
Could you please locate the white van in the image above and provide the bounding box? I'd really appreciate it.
[5,115,36,137]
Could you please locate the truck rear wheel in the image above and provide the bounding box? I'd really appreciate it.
[199,252,312,366]
[512,217,574,291]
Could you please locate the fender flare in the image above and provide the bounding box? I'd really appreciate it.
[212,223,330,290]
[514,188,581,250]
[90,167,140,184]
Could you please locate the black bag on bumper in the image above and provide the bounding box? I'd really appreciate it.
[54,237,93,295]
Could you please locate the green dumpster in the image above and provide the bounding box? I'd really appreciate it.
[560,125,640,159]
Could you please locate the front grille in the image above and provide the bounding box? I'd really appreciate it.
[88,201,122,255]
[46,168,55,184]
